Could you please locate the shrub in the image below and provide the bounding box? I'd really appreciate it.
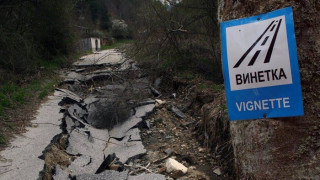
[112,19,130,39]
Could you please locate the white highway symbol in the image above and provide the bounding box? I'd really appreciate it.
[226,16,293,91]
[233,19,282,68]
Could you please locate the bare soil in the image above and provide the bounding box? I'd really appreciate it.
[134,74,233,179]
[140,104,221,179]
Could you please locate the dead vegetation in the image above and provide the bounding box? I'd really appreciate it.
[136,72,236,178]
[41,135,73,180]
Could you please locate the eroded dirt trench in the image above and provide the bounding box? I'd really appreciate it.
[1,49,224,180]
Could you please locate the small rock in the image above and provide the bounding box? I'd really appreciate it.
[170,93,177,99]
[145,120,151,129]
[198,147,206,153]
[155,99,166,107]
[213,167,222,176]
[170,170,186,179]
[150,86,162,97]
[109,162,124,171]
[166,158,188,174]
[164,148,173,156]
[170,106,186,119]
[156,118,163,123]
[154,77,162,88]
[75,68,85,73]
[158,166,167,174]
[138,99,156,106]
[181,121,193,128]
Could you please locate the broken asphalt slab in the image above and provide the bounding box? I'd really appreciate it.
[74,171,166,180]
[109,116,143,139]
[73,49,126,67]
[109,103,155,139]
[127,173,166,180]
[134,104,156,118]
[55,88,83,105]
[104,135,146,164]
[75,170,128,180]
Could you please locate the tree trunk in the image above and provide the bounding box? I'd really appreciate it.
[218,0,320,179]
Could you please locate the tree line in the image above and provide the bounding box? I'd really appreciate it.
[0,0,113,80]
[0,0,222,83]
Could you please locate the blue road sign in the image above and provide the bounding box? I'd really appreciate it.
[220,7,304,121]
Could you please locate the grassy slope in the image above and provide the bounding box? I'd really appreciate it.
[101,39,134,50]
[0,57,65,145]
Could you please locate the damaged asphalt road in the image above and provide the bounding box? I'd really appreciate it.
[52,49,167,179]
[0,49,167,180]
[0,49,219,180]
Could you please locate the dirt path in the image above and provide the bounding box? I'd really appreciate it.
[0,49,220,180]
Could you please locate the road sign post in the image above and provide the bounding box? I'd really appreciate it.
[220,7,304,121]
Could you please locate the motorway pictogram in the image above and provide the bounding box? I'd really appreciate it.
[233,19,282,68]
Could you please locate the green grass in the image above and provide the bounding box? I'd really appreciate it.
[101,39,134,50]
[0,134,6,145]
[177,71,195,81]
[198,84,207,89]
[0,93,11,107]
[0,84,26,114]
[5,122,15,130]
[0,72,59,119]
[211,84,224,91]
[0,56,63,146]
[0,75,59,147]
[27,79,58,99]
[37,56,66,71]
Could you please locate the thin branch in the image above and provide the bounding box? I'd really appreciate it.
[124,163,152,174]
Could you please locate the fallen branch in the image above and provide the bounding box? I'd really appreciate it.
[124,163,152,174]
[152,154,170,164]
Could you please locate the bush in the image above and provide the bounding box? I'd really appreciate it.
[0,0,75,75]
[112,19,130,39]
[130,0,222,83]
